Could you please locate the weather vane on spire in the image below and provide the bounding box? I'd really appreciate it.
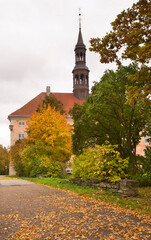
[79,8,81,29]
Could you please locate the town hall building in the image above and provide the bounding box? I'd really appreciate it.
[8,17,149,175]
[8,20,90,175]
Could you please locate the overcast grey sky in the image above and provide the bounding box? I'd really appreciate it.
[0,0,138,148]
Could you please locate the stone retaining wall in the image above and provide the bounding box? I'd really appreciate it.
[69,178,138,197]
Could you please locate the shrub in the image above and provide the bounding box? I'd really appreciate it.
[72,142,128,182]
[132,147,151,186]
[21,142,64,177]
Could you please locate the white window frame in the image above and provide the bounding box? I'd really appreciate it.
[19,134,25,140]
[18,121,25,126]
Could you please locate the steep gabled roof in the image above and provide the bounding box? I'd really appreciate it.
[8,92,84,118]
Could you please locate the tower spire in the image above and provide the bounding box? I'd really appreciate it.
[79,8,81,29]
[76,8,85,47]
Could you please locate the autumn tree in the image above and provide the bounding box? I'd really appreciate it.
[37,94,65,115]
[70,64,150,175]
[90,0,151,101]
[10,139,28,176]
[24,105,72,177]
[0,145,9,175]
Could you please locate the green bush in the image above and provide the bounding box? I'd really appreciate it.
[72,142,128,182]
[134,173,151,187]
[11,139,67,177]
[21,142,64,177]
[132,147,151,186]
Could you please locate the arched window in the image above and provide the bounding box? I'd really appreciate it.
[80,52,83,61]
[80,74,84,84]
[75,75,79,85]
[85,75,88,84]
[83,53,85,62]
[76,53,79,62]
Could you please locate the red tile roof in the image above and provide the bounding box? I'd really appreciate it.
[8,92,84,118]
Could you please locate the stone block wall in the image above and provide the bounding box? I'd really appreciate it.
[69,178,139,197]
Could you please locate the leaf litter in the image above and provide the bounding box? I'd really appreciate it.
[0,185,151,240]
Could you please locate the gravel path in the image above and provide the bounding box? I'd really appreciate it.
[0,179,35,186]
[0,178,151,240]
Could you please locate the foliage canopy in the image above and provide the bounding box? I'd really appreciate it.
[90,0,151,65]
[90,0,151,100]
[70,64,150,175]
[27,106,71,156]
[10,139,28,176]
[11,106,71,177]
[0,145,9,175]
[37,94,65,115]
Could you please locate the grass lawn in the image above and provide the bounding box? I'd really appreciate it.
[15,177,151,216]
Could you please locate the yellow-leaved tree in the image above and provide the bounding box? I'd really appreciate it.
[21,105,72,177]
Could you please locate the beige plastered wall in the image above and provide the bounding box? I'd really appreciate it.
[9,117,28,175]
[136,136,150,156]
[10,118,28,146]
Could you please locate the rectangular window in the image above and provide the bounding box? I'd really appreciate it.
[18,121,25,126]
[19,134,25,140]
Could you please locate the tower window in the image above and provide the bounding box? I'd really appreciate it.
[75,75,79,84]
[80,74,84,84]
[80,52,83,61]
[76,53,79,61]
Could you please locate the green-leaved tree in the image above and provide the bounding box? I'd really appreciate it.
[0,145,9,175]
[70,64,150,175]
[90,0,151,102]
[37,94,65,115]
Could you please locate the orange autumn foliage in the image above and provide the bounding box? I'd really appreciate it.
[26,105,72,161]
